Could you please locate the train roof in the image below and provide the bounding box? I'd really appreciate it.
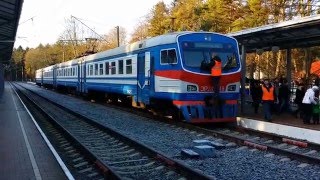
[43,65,55,71]
[56,58,80,68]
[42,31,230,68]
[84,31,196,62]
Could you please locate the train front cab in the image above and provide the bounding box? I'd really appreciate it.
[173,32,241,123]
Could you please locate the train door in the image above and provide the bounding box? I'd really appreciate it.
[78,59,85,94]
[137,52,151,105]
[53,66,56,88]
[41,69,43,86]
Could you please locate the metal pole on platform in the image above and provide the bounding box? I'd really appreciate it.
[240,45,247,114]
[116,26,120,47]
[286,48,292,89]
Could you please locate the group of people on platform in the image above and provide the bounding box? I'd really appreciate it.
[250,78,320,125]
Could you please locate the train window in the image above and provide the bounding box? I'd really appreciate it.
[126,59,132,74]
[94,64,98,75]
[161,49,177,64]
[89,64,93,76]
[105,62,109,75]
[118,60,123,74]
[111,62,116,75]
[99,63,103,75]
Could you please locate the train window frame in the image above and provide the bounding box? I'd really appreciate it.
[111,61,116,75]
[89,64,94,76]
[126,59,132,74]
[99,63,104,75]
[118,60,124,74]
[160,48,177,65]
[94,64,99,76]
[105,62,110,75]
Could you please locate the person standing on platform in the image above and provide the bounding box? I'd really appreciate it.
[302,86,319,124]
[250,80,262,114]
[312,89,320,124]
[278,79,291,114]
[293,83,305,118]
[261,79,275,122]
[211,54,222,97]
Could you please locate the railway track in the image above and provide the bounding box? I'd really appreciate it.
[83,87,320,166]
[213,127,320,166]
[71,86,320,166]
[13,82,213,180]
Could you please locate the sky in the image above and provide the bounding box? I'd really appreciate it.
[14,0,172,48]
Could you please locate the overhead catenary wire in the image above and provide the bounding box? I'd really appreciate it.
[70,15,108,43]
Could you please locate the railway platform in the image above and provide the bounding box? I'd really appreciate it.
[238,103,320,144]
[0,82,70,180]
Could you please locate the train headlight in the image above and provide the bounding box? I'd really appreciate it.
[187,85,197,92]
[227,85,236,91]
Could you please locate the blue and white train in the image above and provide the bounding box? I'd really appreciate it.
[36,31,241,123]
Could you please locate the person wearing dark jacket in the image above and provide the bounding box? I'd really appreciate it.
[250,80,262,114]
[293,84,305,118]
[278,79,291,114]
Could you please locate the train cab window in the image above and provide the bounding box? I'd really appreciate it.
[126,59,132,74]
[105,62,109,75]
[111,62,116,75]
[161,49,177,64]
[118,60,123,74]
[99,63,103,75]
[94,64,98,75]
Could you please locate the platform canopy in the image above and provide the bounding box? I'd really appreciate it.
[228,15,320,53]
[0,0,23,65]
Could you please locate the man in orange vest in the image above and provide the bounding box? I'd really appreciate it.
[211,55,222,96]
[261,78,275,122]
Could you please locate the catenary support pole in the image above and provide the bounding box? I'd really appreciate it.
[286,48,292,90]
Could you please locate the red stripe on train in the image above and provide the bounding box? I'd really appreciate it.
[155,70,240,86]
[173,100,205,106]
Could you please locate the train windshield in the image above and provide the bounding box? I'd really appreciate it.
[181,41,239,72]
